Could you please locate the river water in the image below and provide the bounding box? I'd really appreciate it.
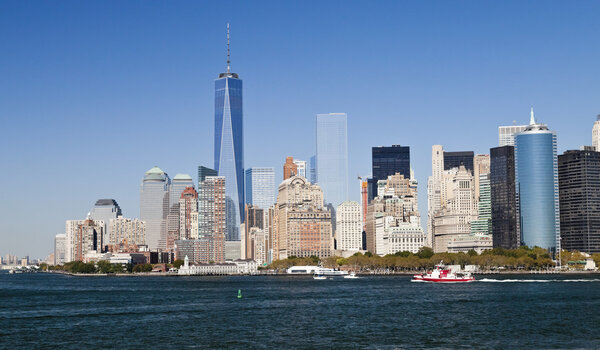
[1,272,599,349]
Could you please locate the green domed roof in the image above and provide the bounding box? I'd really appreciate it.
[145,166,165,175]
[173,173,193,181]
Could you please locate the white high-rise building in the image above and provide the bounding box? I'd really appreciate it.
[316,113,348,208]
[108,217,146,248]
[593,115,600,151]
[499,125,527,147]
[54,233,67,265]
[336,201,362,251]
[293,159,307,178]
[245,167,275,210]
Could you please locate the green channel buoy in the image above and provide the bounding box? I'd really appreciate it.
[237,289,242,299]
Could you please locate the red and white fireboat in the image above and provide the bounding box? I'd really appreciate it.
[412,262,475,283]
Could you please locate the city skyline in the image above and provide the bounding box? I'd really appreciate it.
[2,1,600,258]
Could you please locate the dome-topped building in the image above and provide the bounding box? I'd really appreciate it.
[140,166,171,250]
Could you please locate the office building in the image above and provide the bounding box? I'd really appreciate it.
[490,145,519,249]
[140,166,170,251]
[473,154,490,200]
[214,26,244,241]
[245,167,275,209]
[316,113,348,208]
[198,166,218,187]
[54,233,66,265]
[558,149,600,254]
[443,151,474,173]
[242,204,264,260]
[369,145,410,202]
[593,115,600,151]
[309,155,317,184]
[89,199,122,250]
[514,108,560,252]
[499,125,527,147]
[470,173,492,235]
[336,201,362,251]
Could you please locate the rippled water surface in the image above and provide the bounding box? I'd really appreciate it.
[1,273,600,349]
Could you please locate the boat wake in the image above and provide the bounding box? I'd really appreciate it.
[479,278,600,283]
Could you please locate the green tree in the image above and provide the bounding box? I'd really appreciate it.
[133,263,153,273]
[417,247,434,259]
[173,259,185,269]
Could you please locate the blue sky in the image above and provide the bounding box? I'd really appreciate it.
[1,1,598,258]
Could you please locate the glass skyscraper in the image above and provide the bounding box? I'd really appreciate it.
[214,33,244,241]
[369,145,410,202]
[316,113,348,209]
[490,145,519,249]
[514,110,560,252]
[140,166,170,250]
[443,151,474,173]
[245,167,275,210]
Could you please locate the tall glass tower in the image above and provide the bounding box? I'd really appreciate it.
[514,109,560,252]
[245,167,275,209]
[214,24,244,241]
[316,113,348,209]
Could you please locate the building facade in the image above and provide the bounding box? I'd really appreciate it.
[167,174,194,250]
[245,167,275,209]
[336,201,362,251]
[558,149,600,254]
[514,109,560,252]
[198,176,226,263]
[369,145,410,202]
[107,217,146,251]
[490,145,519,249]
[275,176,332,260]
[499,125,527,147]
[140,166,170,251]
[179,186,198,240]
[315,113,348,208]
[593,116,600,151]
[293,159,307,178]
[54,233,67,265]
[470,173,492,236]
[65,217,104,262]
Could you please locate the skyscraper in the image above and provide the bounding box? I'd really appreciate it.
[309,155,317,184]
[315,113,348,208]
[89,199,122,250]
[558,149,600,254]
[443,151,474,173]
[499,125,527,147]
[245,167,275,209]
[514,109,560,252]
[54,233,66,265]
[336,201,363,252]
[473,154,490,201]
[140,166,170,251]
[490,145,519,249]
[592,115,600,151]
[179,186,199,240]
[214,24,244,241]
[470,173,492,236]
[369,145,410,202]
[198,166,218,187]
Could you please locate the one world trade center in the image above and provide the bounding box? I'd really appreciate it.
[214,24,244,241]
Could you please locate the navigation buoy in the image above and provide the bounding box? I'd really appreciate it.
[237,289,242,299]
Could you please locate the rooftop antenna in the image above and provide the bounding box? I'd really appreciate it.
[529,106,536,125]
[227,23,231,73]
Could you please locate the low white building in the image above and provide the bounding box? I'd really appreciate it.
[178,256,258,275]
[447,234,493,254]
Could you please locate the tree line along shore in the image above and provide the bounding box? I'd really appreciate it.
[37,247,599,275]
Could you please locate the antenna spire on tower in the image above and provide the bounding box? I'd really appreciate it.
[227,23,231,73]
[529,107,536,125]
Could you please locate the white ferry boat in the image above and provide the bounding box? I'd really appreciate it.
[287,266,348,276]
[412,262,475,283]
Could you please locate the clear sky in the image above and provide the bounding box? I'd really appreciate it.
[1,1,598,259]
